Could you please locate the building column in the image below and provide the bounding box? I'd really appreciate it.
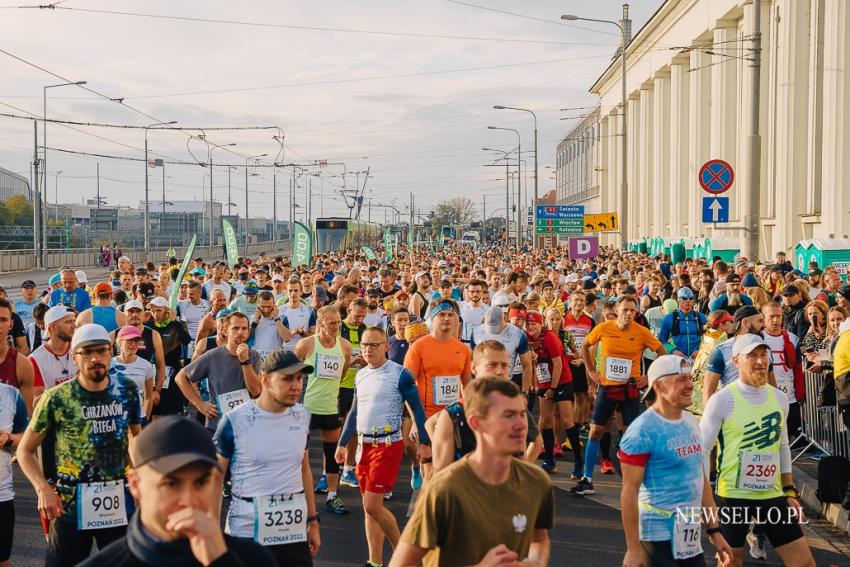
[688,42,711,237]
[669,55,690,236]
[639,84,654,239]
[710,20,738,230]
[806,0,825,220]
[652,70,671,235]
[770,0,811,251]
[627,95,641,242]
[820,0,850,238]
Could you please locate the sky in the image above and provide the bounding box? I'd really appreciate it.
[0,0,658,224]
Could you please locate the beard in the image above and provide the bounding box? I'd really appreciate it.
[749,371,769,387]
[727,291,742,306]
[57,330,74,342]
[85,366,108,382]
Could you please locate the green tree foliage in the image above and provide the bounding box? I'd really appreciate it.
[0,195,34,226]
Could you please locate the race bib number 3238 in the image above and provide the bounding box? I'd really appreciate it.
[253,493,307,546]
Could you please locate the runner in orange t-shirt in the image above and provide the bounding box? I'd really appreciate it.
[403,299,472,420]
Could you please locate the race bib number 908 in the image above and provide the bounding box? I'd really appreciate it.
[77,481,128,530]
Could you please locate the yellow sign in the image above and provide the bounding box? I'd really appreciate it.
[583,212,619,233]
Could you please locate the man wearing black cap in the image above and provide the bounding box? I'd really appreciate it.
[15,279,40,328]
[709,274,753,316]
[781,284,809,339]
[703,306,775,402]
[79,416,273,566]
[213,350,319,566]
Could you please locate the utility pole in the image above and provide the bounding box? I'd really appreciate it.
[227,166,232,216]
[505,163,510,243]
[245,166,250,245]
[410,192,414,235]
[32,121,42,268]
[743,0,762,260]
[96,163,100,208]
[483,195,486,243]
[273,168,278,243]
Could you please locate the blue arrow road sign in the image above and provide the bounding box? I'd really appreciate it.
[702,197,729,223]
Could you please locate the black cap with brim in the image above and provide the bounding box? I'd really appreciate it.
[133,416,220,475]
[261,349,315,375]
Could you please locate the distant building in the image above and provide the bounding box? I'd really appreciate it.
[0,166,30,202]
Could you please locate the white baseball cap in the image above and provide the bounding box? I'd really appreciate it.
[124,300,145,312]
[44,305,74,326]
[71,323,112,351]
[731,334,770,358]
[75,270,88,283]
[271,274,284,283]
[149,297,169,308]
[642,355,692,401]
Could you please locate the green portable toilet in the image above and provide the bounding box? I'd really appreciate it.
[683,238,701,259]
[638,240,648,254]
[799,239,850,279]
[794,240,814,271]
[705,237,740,263]
[670,239,686,264]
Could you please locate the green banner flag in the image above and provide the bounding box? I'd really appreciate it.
[222,219,240,268]
[291,221,313,267]
[383,228,393,260]
[169,234,197,310]
[408,227,414,248]
[361,245,378,260]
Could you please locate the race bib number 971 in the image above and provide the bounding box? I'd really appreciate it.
[216,389,251,416]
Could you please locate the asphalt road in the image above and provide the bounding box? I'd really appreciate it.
[0,267,113,303]
[8,446,850,566]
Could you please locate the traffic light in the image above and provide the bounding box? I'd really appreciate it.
[512,204,516,213]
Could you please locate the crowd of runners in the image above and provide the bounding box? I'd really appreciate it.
[0,242,849,566]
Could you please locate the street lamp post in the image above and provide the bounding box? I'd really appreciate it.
[144,121,177,258]
[43,80,86,265]
[562,6,629,248]
[487,126,522,251]
[494,105,537,247]
[54,170,62,224]
[483,146,517,246]
[244,153,268,245]
[208,142,236,248]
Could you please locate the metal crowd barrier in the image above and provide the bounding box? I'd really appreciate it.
[793,370,850,462]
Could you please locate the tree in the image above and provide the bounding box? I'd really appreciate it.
[0,195,34,225]
[433,197,476,228]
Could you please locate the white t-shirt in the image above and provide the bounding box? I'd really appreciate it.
[109,356,155,407]
[0,384,27,501]
[278,304,317,351]
[762,331,798,402]
[178,299,211,339]
[364,309,386,328]
[251,318,284,357]
[29,343,78,390]
[459,302,487,342]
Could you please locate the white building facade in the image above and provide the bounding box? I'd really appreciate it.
[577,0,850,259]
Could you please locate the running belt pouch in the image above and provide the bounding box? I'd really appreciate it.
[606,385,626,402]
[626,380,640,401]
[816,456,850,503]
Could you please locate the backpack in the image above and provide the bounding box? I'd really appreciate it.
[447,403,477,460]
[816,456,850,503]
[670,310,705,338]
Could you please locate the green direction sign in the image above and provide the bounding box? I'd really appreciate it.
[535,218,583,235]
[535,225,584,234]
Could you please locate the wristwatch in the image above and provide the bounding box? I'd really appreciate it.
[307,514,320,524]
[3,438,12,450]
[240,359,251,366]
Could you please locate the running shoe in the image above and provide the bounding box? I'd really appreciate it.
[538,446,546,459]
[540,460,558,474]
[571,462,584,481]
[314,473,328,494]
[410,465,423,491]
[579,425,590,439]
[570,478,595,496]
[553,446,564,458]
[746,532,767,560]
[325,495,350,515]
[562,439,572,451]
[384,491,393,501]
[600,458,615,475]
[340,469,359,488]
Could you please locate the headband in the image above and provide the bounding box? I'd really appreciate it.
[508,308,527,320]
[525,311,543,324]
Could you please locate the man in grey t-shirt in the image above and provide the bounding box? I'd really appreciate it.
[175,312,261,431]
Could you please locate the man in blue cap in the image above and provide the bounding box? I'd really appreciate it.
[657,287,708,360]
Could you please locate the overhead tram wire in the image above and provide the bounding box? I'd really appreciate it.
[0,47,262,166]
[14,4,617,46]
